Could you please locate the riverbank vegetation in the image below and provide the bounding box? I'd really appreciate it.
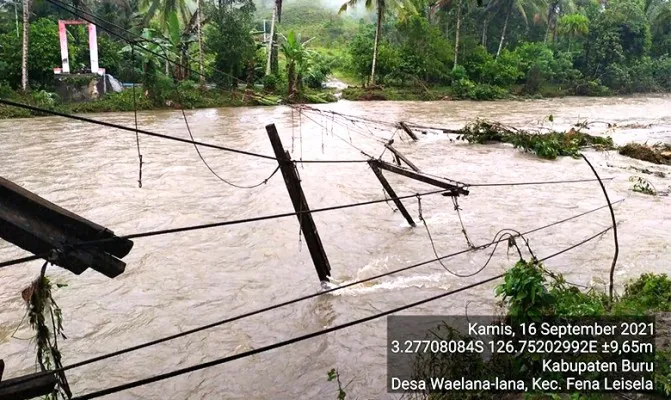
[1,0,671,116]
[410,262,671,399]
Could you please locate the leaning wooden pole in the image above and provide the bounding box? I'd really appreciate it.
[375,160,469,196]
[398,122,418,141]
[368,161,415,227]
[266,124,331,283]
[384,144,420,172]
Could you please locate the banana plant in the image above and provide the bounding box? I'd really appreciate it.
[280,30,315,97]
[121,10,197,81]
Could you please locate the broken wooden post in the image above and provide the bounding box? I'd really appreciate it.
[0,369,58,400]
[266,124,331,283]
[398,122,418,141]
[0,177,133,277]
[384,144,420,172]
[374,160,469,196]
[368,161,415,227]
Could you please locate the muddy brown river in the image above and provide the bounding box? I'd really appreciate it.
[1,96,670,399]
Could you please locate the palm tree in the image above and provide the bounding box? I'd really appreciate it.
[196,0,204,86]
[492,0,547,57]
[139,0,193,30]
[339,0,415,86]
[266,0,283,75]
[646,0,671,38]
[544,0,575,45]
[21,0,28,91]
[431,0,466,68]
[557,13,588,51]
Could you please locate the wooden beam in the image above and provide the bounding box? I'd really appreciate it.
[384,144,420,172]
[266,124,331,283]
[373,160,469,196]
[0,177,133,277]
[0,371,58,400]
[368,161,415,227]
[398,122,418,141]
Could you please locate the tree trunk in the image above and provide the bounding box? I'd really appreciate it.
[496,3,511,58]
[544,2,555,44]
[453,0,462,69]
[265,5,276,76]
[287,61,296,97]
[14,0,19,37]
[481,17,488,46]
[370,5,383,86]
[21,0,29,91]
[196,0,205,87]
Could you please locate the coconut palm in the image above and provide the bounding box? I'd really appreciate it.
[431,0,472,68]
[490,0,548,57]
[557,12,588,51]
[21,0,28,91]
[138,0,194,30]
[266,0,283,75]
[544,0,575,45]
[339,0,416,85]
[646,0,671,37]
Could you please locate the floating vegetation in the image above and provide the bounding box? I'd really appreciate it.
[619,143,671,165]
[629,176,657,195]
[456,119,615,160]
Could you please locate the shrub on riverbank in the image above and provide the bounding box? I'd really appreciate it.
[409,262,671,399]
[0,84,339,119]
[341,84,510,102]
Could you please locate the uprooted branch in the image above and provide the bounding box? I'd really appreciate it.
[455,119,615,159]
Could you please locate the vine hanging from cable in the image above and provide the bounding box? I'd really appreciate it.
[131,44,143,188]
[21,261,72,399]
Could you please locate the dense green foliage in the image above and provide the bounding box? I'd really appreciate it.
[1,0,670,112]
[456,119,615,159]
[412,261,671,399]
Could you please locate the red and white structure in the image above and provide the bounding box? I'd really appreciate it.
[54,20,104,75]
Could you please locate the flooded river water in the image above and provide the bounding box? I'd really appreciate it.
[1,96,670,399]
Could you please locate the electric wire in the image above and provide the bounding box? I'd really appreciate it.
[0,188,450,269]
[67,228,610,400]
[0,199,622,392]
[0,196,625,270]
[130,45,143,188]
[171,75,282,189]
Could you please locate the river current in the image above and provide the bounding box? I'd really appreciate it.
[1,96,670,399]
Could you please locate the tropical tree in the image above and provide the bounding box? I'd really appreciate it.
[558,12,588,51]
[206,0,256,87]
[490,0,548,57]
[339,0,415,85]
[431,0,472,68]
[138,0,193,30]
[280,30,313,97]
[21,0,27,91]
[196,0,203,85]
[544,0,575,44]
[265,0,282,75]
[645,0,671,55]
